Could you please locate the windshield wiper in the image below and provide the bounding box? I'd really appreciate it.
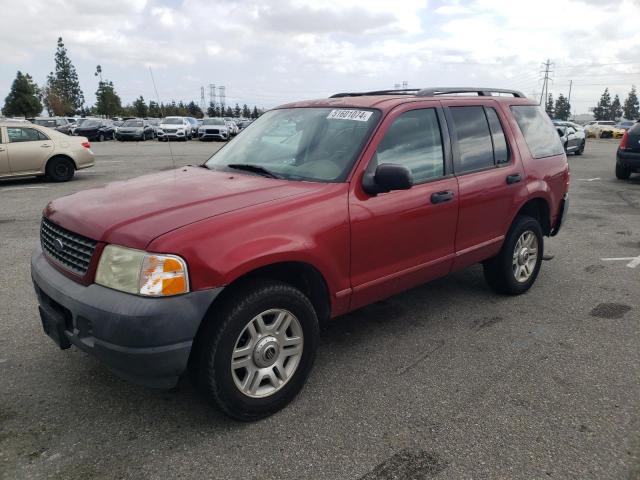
[226,163,281,179]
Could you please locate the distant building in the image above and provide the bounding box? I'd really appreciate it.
[572,113,594,124]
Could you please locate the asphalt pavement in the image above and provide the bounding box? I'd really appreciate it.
[0,138,638,479]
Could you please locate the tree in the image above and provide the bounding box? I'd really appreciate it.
[554,93,571,121]
[251,106,259,119]
[94,66,122,117]
[623,86,639,120]
[132,96,148,117]
[544,93,554,117]
[43,37,84,115]
[242,104,251,118]
[225,106,233,117]
[233,103,241,118]
[592,88,612,121]
[148,100,162,118]
[610,94,622,120]
[186,101,203,118]
[2,71,43,117]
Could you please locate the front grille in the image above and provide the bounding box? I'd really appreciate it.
[41,218,97,275]
[165,128,177,133]
[206,129,220,134]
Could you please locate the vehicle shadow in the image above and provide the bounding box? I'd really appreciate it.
[62,265,493,425]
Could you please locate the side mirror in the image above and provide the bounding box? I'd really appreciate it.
[557,128,566,137]
[362,163,413,195]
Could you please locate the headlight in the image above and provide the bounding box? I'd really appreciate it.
[96,245,189,296]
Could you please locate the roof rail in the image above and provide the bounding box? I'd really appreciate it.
[416,87,525,98]
[330,89,421,98]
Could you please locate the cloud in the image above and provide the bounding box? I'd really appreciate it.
[1,0,639,113]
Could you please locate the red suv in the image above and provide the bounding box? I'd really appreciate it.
[32,88,569,420]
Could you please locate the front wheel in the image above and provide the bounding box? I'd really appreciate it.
[98,133,105,142]
[483,215,543,295]
[616,161,631,180]
[192,280,319,421]
[575,141,585,155]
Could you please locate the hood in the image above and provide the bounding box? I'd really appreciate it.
[159,123,184,129]
[44,167,330,249]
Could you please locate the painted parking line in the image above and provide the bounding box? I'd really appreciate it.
[602,255,640,268]
[0,186,50,192]
[578,178,601,182]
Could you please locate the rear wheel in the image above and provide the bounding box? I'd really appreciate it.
[575,141,585,155]
[191,279,319,421]
[483,215,543,295]
[616,161,632,180]
[46,156,75,182]
[98,133,105,142]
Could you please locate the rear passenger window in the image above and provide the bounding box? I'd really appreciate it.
[449,106,494,172]
[510,105,564,158]
[375,109,445,183]
[485,108,509,164]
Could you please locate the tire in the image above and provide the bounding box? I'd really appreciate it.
[575,141,585,155]
[45,156,75,182]
[563,142,568,153]
[616,161,631,180]
[483,215,544,295]
[191,279,319,421]
[98,133,105,142]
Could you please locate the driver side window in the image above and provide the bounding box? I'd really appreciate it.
[375,109,445,184]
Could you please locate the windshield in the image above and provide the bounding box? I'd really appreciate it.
[123,120,143,127]
[600,121,615,125]
[205,107,380,182]
[163,117,183,125]
[76,118,88,126]
[203,118,225,125]
[83,120,101,127]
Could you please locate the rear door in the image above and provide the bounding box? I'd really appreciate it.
[440,100,527,270]
[5,126,53,175]
[349,103,459,309]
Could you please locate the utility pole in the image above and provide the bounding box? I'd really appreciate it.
[567,80,573,121]
[401,81,408,89]
[219,86,226,113]
[539,59,554,106]
[393,83,401,90]
[200,86,206,113]
[209,84,216,110]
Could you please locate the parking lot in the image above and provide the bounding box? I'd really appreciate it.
[0,139,638,479]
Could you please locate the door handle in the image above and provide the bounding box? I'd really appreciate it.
[41,144,51,148]
[431,190,454,204]
[506,173,522,184]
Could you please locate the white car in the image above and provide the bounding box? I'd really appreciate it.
[0,121,94,181]
[583,120,616,138]
[156,117,193,141]
[224,120,239,135]
[198,118,230,141]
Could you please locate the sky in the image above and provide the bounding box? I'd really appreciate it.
[1,0,639,115]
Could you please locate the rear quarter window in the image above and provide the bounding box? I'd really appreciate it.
[510,105,564,158]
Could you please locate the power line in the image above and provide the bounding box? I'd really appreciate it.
[539,59,554,105]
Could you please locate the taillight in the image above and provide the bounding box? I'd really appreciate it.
[619,130,629,150]
[81,141,91,149]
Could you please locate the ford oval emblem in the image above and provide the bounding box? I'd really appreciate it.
[54,238,65,252]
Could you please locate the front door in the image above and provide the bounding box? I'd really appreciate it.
[0,128,9,176]
[5,126,53,175]
[349,104,459,310]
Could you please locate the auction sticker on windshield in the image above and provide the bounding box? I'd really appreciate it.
[326,109,373,122]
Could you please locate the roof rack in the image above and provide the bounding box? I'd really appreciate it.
[330,89,421,98]
[416,87,525,98]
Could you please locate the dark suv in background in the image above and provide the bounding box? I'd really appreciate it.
[31,117,71,135]
[32,87,569,421]
[616,120,640,179]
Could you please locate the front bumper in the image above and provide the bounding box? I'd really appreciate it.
[199,132,228,140]
[617,150,640,171]
[157,131,186,139]
[116,132,144,140]
[31,246,222,388]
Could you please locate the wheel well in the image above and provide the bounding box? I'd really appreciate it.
[516,198,551,235]
[212,262,332,324]
[46,154,77,171]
